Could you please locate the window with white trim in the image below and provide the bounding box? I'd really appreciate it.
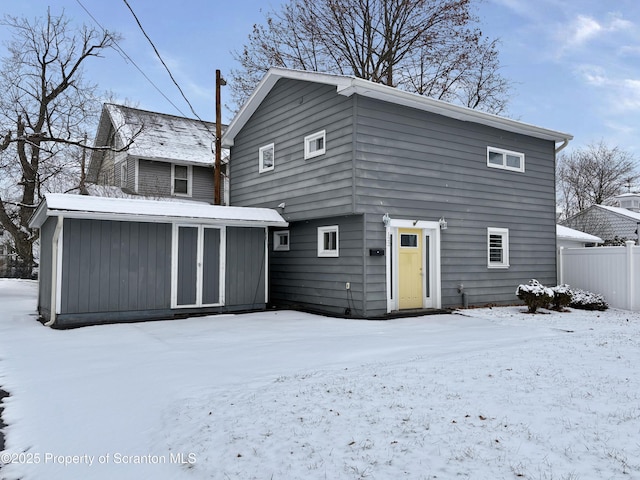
[304,130,326,159]
[172,164,192,196]
[487,147,525,172]
[317,225,339,257]
[259,143,275,173]
[487,227,509,268]
[273,230,290,251]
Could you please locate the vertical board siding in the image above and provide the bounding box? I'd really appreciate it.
[270,215,364,315]
[355,96,557,310]
[226,227,266,305]
[177,226,198,306]
[202,228,221,305]
[61,219,171,314]
[230,79,355,219]
[38,216,56,318]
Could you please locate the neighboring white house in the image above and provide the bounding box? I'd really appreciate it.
[556,224,603,249]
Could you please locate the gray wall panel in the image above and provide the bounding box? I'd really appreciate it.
[226,227,266,305]
[61,219,171,314]
[269,215,364,315]
[37,216,56,318]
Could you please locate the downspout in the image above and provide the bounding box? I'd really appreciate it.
[555,138,570,153]
[46,216,64,327]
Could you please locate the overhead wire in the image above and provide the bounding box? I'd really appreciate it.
[120,0,218,142]
[75,0,188,118]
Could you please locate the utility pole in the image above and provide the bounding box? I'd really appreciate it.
[215,69,226,205]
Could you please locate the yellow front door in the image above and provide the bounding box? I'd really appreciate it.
[398,228,423,309]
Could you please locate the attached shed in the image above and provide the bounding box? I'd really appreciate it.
[29,194,287,327]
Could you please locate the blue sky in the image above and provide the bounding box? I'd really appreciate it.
[1,0,639,156]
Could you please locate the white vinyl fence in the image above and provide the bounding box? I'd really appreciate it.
[558,240,640,311]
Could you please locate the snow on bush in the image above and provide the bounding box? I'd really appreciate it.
[516,279,554,313]
[569,288,609,311]
[516,280,609,313]
[550,284,572,311]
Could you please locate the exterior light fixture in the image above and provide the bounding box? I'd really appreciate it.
[439,217,448,230]
[382,213,391,227]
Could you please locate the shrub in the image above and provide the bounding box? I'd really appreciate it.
[569,288,609,311]
[516,279,554,313]
[551,284,573,311]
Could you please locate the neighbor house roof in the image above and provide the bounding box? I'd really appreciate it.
[556,224,602,244]
[89,104,224,177]
[29,194,288,229]
[222,68,573,147]
[596,204,640,222]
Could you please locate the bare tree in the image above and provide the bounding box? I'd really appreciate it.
[557,141,639,219]
[0,11,119,277]
[230,0,510,113]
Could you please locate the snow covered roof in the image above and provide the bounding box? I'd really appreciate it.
[556,224,602,244]
[91,104,225,170]
[222,68,573,147]
[596,204,640,221]
[29,194,288,229]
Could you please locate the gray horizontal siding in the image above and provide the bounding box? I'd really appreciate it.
[270,215,364,315]
[230,78,356,218]
[138,159,171,197]
[61,219,171,314]
[356,95,557,309]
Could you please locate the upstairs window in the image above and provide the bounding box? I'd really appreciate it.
[304,130,326,159]
[487,227,509,268]
[172,164,192,196]
[317,225,339,257]
[487,147,525,173]
[259,143,275,173]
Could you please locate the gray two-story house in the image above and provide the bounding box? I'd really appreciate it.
[222,68,573,317]
[88,103,227,204]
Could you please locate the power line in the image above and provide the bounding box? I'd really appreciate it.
[75,0,188,118]
[121,0,216,140]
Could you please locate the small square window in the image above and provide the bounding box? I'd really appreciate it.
[317,225,339,257]
[304,130,326,159]
[487,147,525,172]
[273,230,290,251]
[172,164,192,196]
[487,227,509,268]
[259,143,275,173]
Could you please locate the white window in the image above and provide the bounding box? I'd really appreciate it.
[259,143,275,173]
[304,130,326,159]
[172,164,192,196]
[487,147,525,173]
[120,162,128,189]
[317,225,339,257]
[273,230,290,251]
[487,227,509,268]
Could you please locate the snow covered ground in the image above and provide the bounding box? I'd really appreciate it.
[0,279,639,480]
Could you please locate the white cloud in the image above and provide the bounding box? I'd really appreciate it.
[575,65,640,113]
[555,12,635,57]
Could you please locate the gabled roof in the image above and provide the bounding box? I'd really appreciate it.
[595,204,640,222]
[90,104,224,175]
[556,224,602,244]
[222,68,573,147]
[29,194,288,229]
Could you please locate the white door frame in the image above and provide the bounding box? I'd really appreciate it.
[385,219,441,313]
[171,223,226,308]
